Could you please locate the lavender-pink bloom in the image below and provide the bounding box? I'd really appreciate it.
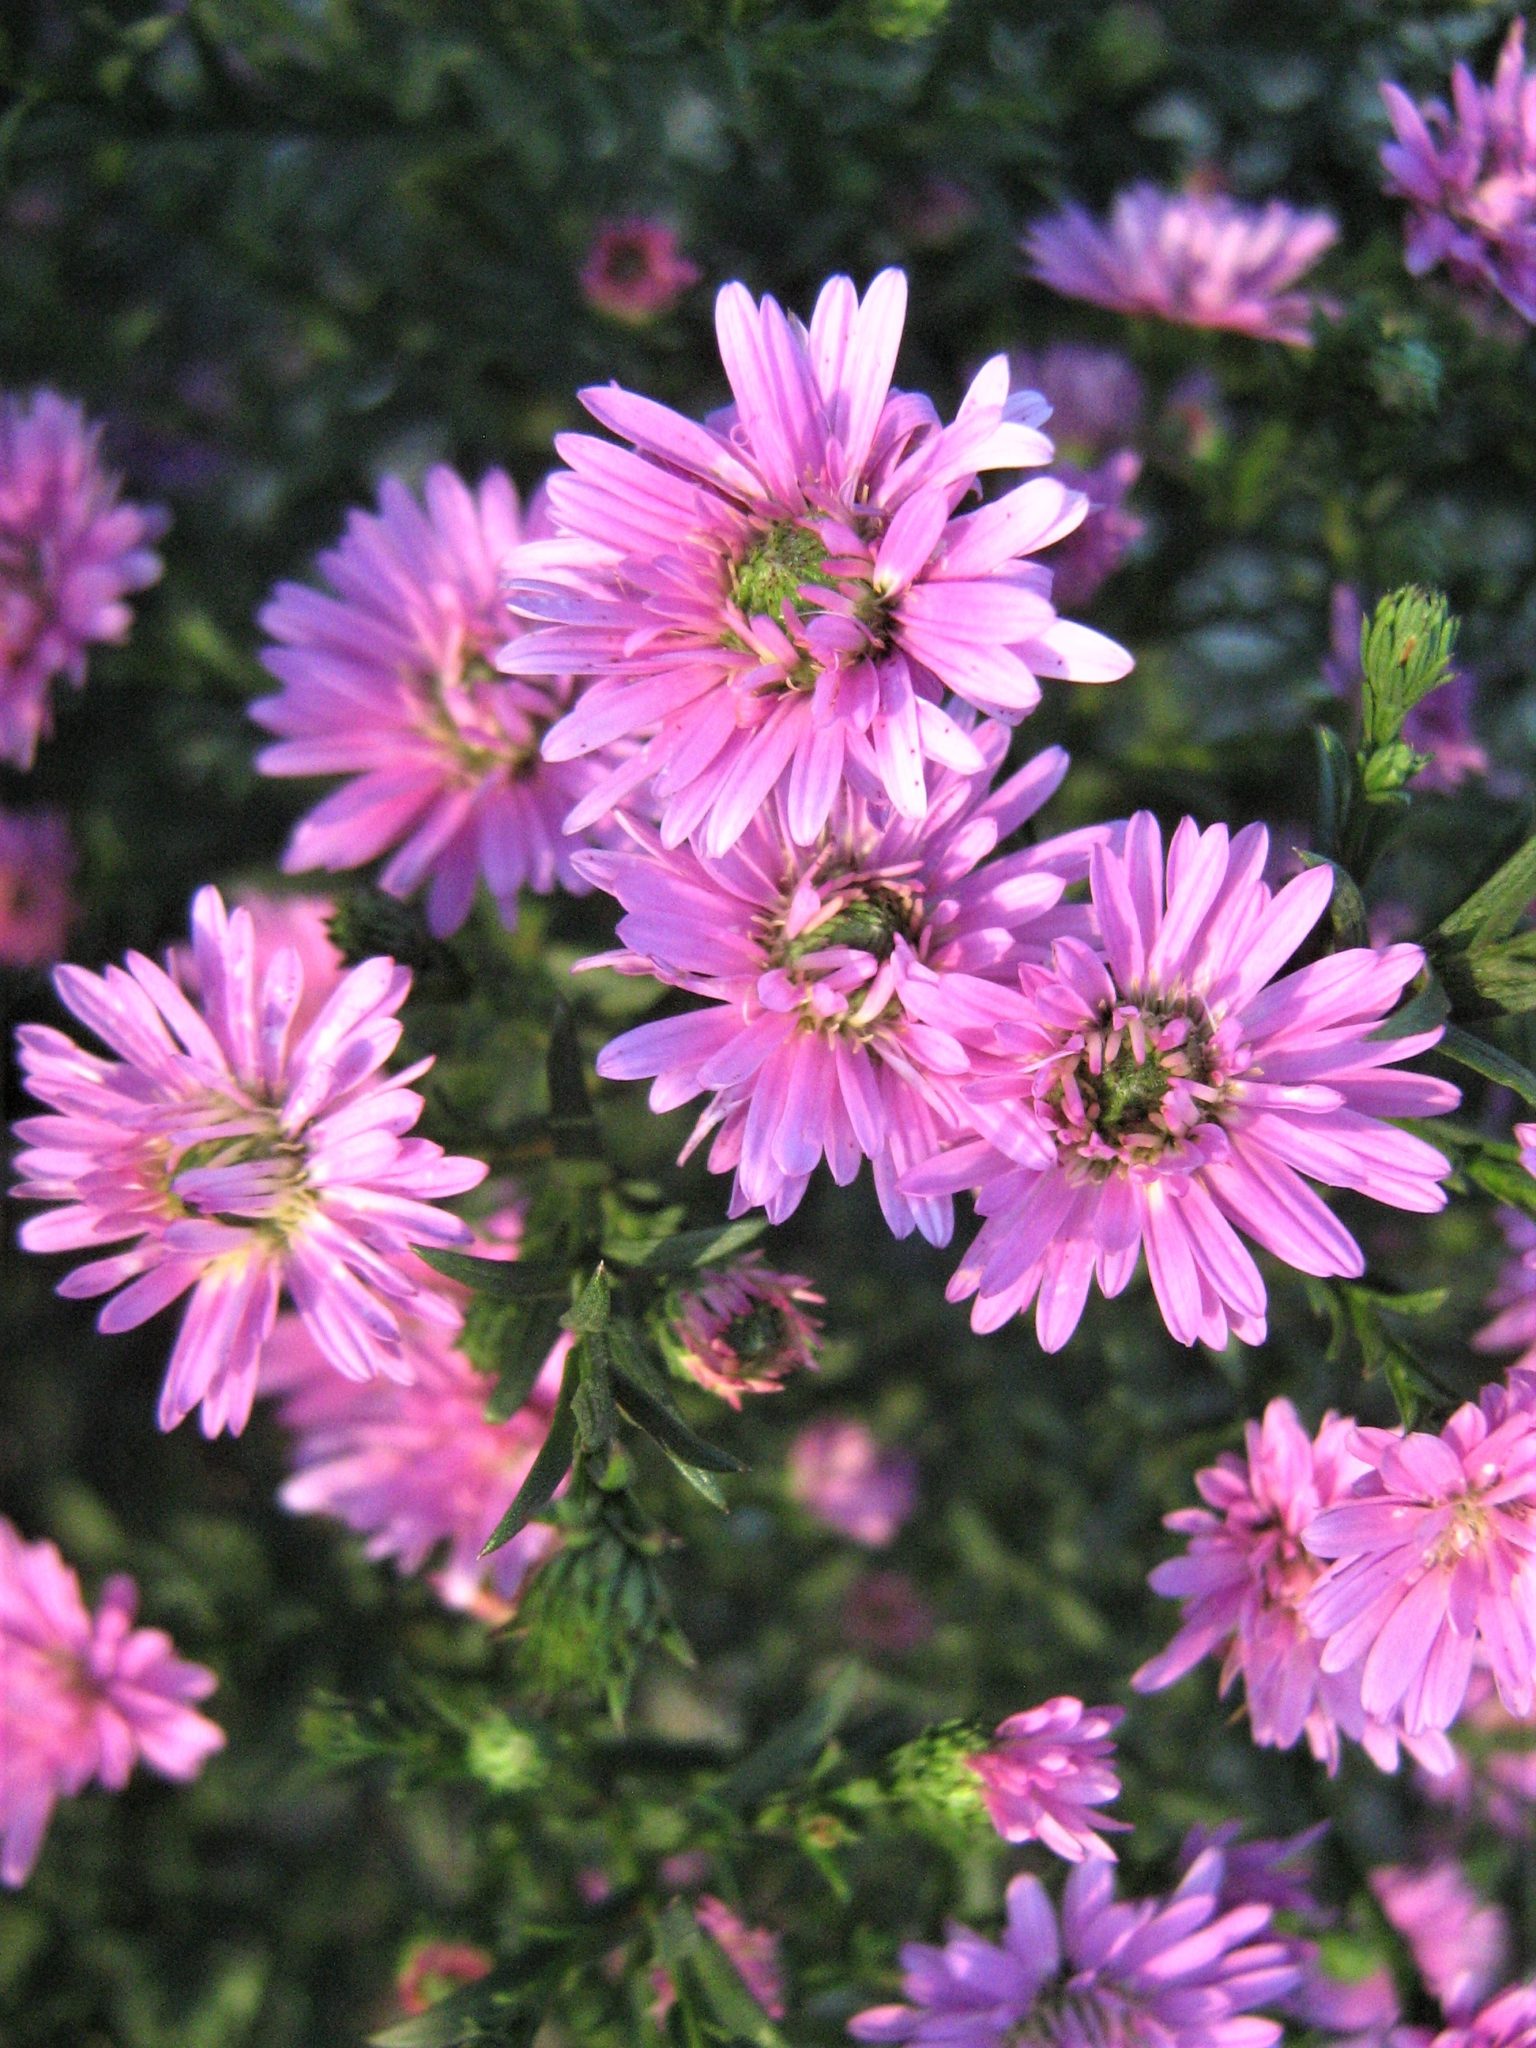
[910,813,1457,1351]
[664,1255,822,1407]
[966,1696,1128,1862]
[788,1418,917,1548]
[1372,1864,1510,2023]
[171,888,345,1040]
[12,886,486,1437]
[0,804,75,967]
[1008,347,1145,608]
[1023,184,1338,345]
[848,1848,1301,2048]
[694,1896,787,2020]
[503,269,1132,855]
[1432,1981,1536,2048]
[1381,21,1536,324]
[1475,1210,1536,1371]
[0,1517,223,1887]
[0,390,166,770]
[579,217,700,323]
[581,730,1098,1239]
[252,467,622,937]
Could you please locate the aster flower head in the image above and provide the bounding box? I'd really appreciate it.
[0,1518,223,1887]
[1381,21,1536,324]
[0,390,167,770]
[1134,1398,1458,1778]
[252,466,624,938]
[1023,183,1339,345]
[579,216,700,322]
[502,268,1132,856]
[582,728,1101,1240]
[0,804,75,967]
[789,1417,917,1547]
[1303,1390,1536,1739]
[1433,1982,1536,2048]
[12,885,486,1437]
[171,888,344,1040]
[912,812,1458,1351]
[1372,1864,1510,2023]
[663,1254,822,1407]
[966,1696,1128,1863]
[848,1848,1301,2048]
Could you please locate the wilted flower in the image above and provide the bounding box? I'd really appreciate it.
[1372,1863,1510,2022]
[789,1418,917,1547]
[579,216,700,322]
[0,390,167,770]
[0,1517,223,1887]
[12,886,486,1437]
[966,1696,1127,1862]
[502,268,1132,854]
[252,467,623,937]
[664,1255,822,1406]
[1023,184,1338,345]
[694,1896,786,2020]
[0,804,74,967]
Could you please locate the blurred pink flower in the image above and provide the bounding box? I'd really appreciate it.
[1475,1210,1536,1372]
[665,1255,822,1407]
[1008,347,1145,608]
[395,1942,493,2017]
[695,1896,786,2020]
[789,1418,917,1547]
[841,1570,934,1655]
[1372,1863,1510,2022]
[1431,1980,1536,2048]
[966,1696,1127,1862]
[0,804,74,966]
[579,217,700,322]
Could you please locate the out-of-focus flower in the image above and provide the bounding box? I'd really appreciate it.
[1431,1981,1536,2048]
[664,1256,822,1407]
[252,467,624,937]
[502,269,1132,855]
[911,812,1457,1351]
[1476,1211,1536,1371]
[0,805,74,966]
[966,1697,1127,1862]
[1023,184,1338,345]
[1420,1667,1536,1837]
[1372,1864,1510,2022]
[582,731,1100,1240]
[1007,347,1145,608]
[848,1849,1301,2047]
[0,390,167,770]
[1324,584,1493,791]
[12,886,486,1437]
[695,1896,786,2020]
[0,1517,223,1888]
[579,216,700,322]
[1381,20,1536,324]
[394,1942,493,2017]
[1134,1398,1456,1778]
[789,1418,917,1547]
[841,1570,935,1655]
[894,175,979,247]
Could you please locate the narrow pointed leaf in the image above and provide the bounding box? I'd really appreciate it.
[417,1247,571,1301]
[1438,1024,1536,1107]
[479,1349,578,1555]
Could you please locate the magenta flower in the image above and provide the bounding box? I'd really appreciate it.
[1476,1211,1536,1371]
[966,1696,1127,1863]
[12,885,486,1437]
[848,1848,1301,2048]
[0,1517,223,1887]
[909,812,1457,1351]
[1134,1398,1456,1778]
[581,731,1098,1239]
[502,268,1132,855]
[664,1255,822,1407]
[1381,21,1536,324]
[1023,184,1338,345]
[171,888,344,1040]
[0,390,166,770]
[252,467,624,937]
[395,1944,493,2018]
[1372,1864,1510,2023]
[694,1896,786,2020]
[788,1418,917,1547]
[0,804,74,967]
[579,216,700,322]
[1432,1982,1536,2048]
[1304,1390,1536,1739]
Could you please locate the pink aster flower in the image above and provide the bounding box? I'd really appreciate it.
[1418,1666,1536,1837]
[0,804,75,966]
[1432,1982,1536,2048]
[966,1696,1128,1862]
[663,1254,822,1407]
[842,1570,935,1655]
[579,216,700,322]
[0,390,167,770]
[0,1517,223,1887]
[171,888,344,1039]
[581,729,1099,1239]
[1023,183,1338,345]
[695,1897,786,2020]
[788,1418,917,1547]
[252,466,624,937]
[848,1848,1301,2048]
[1372,1864,1510,2023]
[1303,1390,1536,1740]
[1475,1211,1536,1371]
[12,885,486,1437]
[502,268,1132,855]
[909,812,1458,1351]
[1134,1398,1456,1778]
[1381,21,1536,324]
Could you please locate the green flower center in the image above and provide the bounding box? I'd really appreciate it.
[723,1301,789,1364]
[730,521,839,627]
[779,886,917,968]
[1081,1038,1172,1146]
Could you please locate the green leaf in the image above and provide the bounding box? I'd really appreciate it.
[657,1451,729,1511]
[369,1979,538,2048]
[563,1263,612,1334]
[709,1667,859,1812]
[479,1349,578,1556]
[416,1247,571,1302]
[1295,850,1368,950]
[485,1297,569,1423]
[609,1361,744,1476]
[1367,975,1449,1040]
[1433,831,1536,950]
[1312,724,1353,860]
[617,1217,769,1273]
[1438,1025,1536,1107]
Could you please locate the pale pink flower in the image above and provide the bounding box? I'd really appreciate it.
[0,390,167,769]
[1023,184,1338,345]
[909,813,1457,1351]
[788,1418,916,1547]
[1381,21,1536,324]
[0,1517,223,1887]
[502,268,1132,855]
[0,804,74,966]
[664,1255,822,1407]
[171,888,343,1039]
[582,730,1100,1240]
[1431,1981,1536,2048]
[695,1896,786,2020]
[1372,1864,1510,2022]
[966,1697,1127,1862]
[1134,1398,1457,1778]
[579,217,700,322]
[1419,1667,1536,1837]
[252,467,623,937]
[12,885,486,1437]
